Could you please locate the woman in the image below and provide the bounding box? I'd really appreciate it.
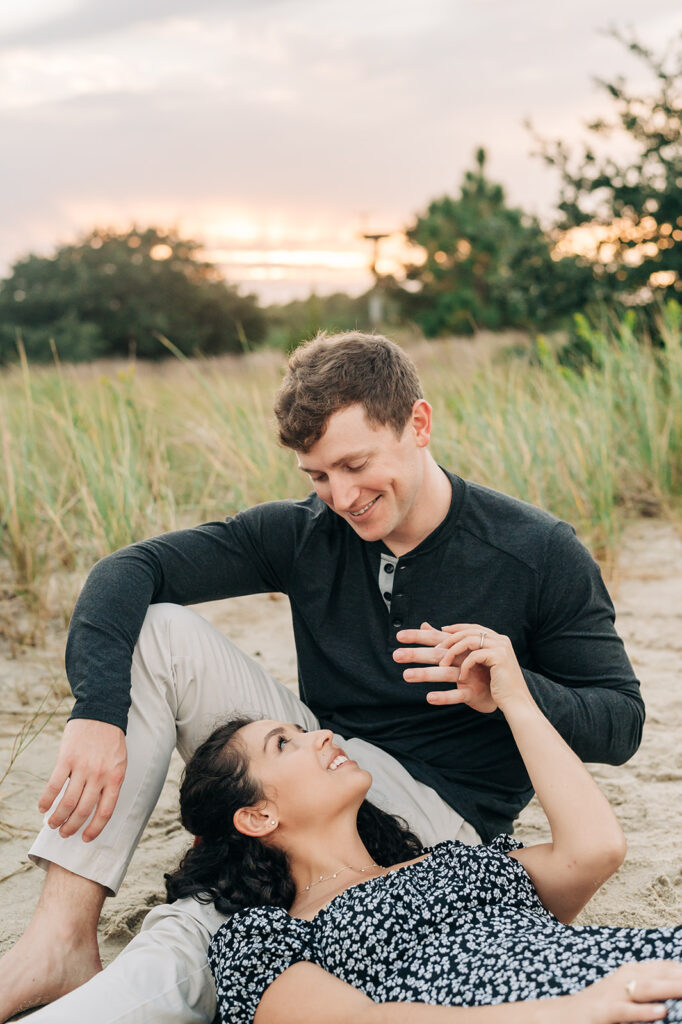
[166,625,682,1023]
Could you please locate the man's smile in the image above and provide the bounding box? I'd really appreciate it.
[349,496,380,518]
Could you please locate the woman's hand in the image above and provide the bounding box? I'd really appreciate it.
[394,622,529,714]
[562,961,682,1023]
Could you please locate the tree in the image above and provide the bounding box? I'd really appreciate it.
[535,32,682,304]
[399,150,592,337]
[0,227,266,362]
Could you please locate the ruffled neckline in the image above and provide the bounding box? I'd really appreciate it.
[287,841,449,923]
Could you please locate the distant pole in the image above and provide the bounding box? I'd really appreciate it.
[362,231,391,327]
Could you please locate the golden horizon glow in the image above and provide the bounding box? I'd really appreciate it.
[201,229,419,283]
[206,248,368,270]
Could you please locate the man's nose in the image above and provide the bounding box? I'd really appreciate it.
[329,475,359,511]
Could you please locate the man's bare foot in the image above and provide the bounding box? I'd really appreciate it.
[0,864,105,1021]
[0,923,102,1020]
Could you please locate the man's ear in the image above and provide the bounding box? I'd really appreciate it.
[233,804,278,839]
[410,400,433,447]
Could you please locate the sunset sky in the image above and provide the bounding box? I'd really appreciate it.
[2,0,681,302]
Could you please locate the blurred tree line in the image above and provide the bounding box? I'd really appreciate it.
[0,227,266,362]
[0,32,679,362]
[399,148,594,336]
[402,31,681,338]
[536,33,682,305]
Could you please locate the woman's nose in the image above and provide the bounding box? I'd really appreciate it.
[312,729,333,748]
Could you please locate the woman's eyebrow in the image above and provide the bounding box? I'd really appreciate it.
[262,723,305,751]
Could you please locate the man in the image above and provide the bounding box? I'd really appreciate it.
[0,332,643,1022]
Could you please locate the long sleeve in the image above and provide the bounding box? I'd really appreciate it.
[521,522,644,764]
[65,502,307,731]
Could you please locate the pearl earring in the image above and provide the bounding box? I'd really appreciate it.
[269,819,277,826]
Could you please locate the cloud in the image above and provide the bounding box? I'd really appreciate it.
[0,0,287,48]
[1,0,682,293]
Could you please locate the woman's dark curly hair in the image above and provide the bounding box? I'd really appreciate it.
[165,716,423,915]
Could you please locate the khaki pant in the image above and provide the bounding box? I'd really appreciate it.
[27,604,479,1023]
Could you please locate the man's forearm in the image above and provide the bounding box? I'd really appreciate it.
[522,668,644,764]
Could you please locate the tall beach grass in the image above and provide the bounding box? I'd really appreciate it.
[1,306,682,621]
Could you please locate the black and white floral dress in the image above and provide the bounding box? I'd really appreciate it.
[208,837,682,1023]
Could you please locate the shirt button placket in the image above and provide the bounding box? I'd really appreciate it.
[389,560,408,636]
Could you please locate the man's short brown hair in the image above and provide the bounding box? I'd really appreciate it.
[274,331,423,452]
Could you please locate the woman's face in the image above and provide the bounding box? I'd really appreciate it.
[236,720,371,832]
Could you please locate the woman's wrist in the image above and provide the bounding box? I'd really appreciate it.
[546,994,584,1024]
[495,687,537,721]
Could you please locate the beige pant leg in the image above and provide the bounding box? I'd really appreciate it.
[29,602,320,893]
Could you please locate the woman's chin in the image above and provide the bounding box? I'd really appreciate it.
[344,762,370,781]
[337,764,372,808]
[355,766,373,797]
[318,765,372,818]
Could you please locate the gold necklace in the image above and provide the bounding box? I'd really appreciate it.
[299,860,379,893]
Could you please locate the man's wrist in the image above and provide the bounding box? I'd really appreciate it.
[68,705,128,733]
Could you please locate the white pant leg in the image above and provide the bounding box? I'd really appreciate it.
[26,604,479,1024]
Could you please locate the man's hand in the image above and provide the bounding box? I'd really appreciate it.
[38,719,127,842]
[394,621,525,714]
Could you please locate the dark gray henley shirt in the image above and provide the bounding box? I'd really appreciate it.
[66,471,643,841]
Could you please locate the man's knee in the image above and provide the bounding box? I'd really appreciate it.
[134,603,213,682]
[139,602,199,639]
[137,603,240,668]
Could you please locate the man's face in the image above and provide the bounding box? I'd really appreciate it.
[295,402,429,548]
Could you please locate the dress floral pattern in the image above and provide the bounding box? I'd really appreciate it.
[208,837,682,1023]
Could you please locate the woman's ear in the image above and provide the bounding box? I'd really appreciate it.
[233,804,278,838]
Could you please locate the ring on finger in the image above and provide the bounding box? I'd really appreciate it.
[625,980,637,999]
[478,631,487,649]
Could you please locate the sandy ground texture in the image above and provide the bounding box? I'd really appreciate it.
[0,518,680,982]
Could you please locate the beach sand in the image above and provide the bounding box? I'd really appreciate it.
[0,517,680,977]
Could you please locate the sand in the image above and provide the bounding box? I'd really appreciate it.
[0,517,680,975]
